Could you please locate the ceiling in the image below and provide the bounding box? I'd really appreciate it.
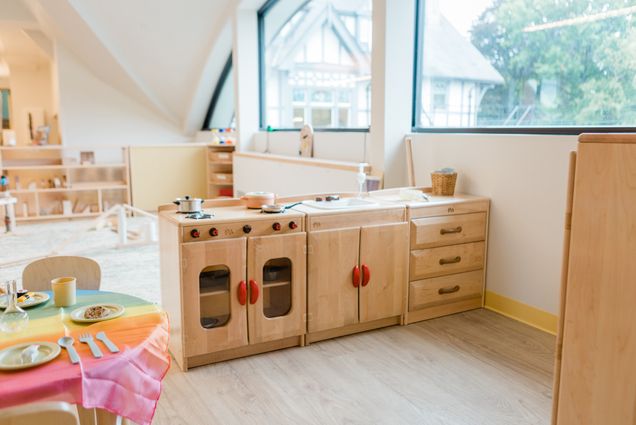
[0,0,51,77]
[1,0,240,134]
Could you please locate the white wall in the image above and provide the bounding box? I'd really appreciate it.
[55,43,187,147]
[251,131,367,163]
[7,62,55,144]
[410,133,577,314]
[234,154,364,196]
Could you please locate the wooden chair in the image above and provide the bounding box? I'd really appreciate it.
[22,256,101,292]
[0,402,79,425]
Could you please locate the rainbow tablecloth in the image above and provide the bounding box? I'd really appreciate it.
[0,290,170,425]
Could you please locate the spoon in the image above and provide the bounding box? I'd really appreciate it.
[57,336,80,364]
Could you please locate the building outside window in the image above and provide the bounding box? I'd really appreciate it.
[415,0,636,130]
[260,0,372,129]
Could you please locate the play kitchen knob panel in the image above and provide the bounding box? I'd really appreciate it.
[159,202,306,370]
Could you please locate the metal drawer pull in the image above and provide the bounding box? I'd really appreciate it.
[440,226,463,235]
[439,256,461,265]
[438,285,461,295]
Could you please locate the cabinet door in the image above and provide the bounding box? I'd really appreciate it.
[556,142,636,424]
[359,222,409,323]
[181,238,248,357]
[307,227,360,333]
[247,232,306,344]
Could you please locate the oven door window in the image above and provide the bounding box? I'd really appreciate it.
[199,265,231,329]
[262,258,292,318]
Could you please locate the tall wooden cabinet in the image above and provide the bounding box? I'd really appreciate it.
[553,134,636,424]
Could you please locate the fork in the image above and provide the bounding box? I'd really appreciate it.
[79,333,103,358]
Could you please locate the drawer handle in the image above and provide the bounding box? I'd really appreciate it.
[438,285,460,295]
[439,256,461,265]
[440,226,463,235]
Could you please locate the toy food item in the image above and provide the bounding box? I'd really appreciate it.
[84,305,108,319]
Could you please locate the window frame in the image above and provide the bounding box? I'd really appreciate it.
[257,0,370,133]
[202,54,234,130]
[411,0,636,136]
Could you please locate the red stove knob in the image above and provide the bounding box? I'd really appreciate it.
[209,227,219,237]
[289,221,298,230]
[190,229,200,238]
[243,225,252,234]
[272,222,281,231]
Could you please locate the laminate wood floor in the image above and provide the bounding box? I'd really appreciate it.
[155,309,554,425]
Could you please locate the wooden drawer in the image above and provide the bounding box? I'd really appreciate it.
[209,151,233,163]
[410,241,485,280]
[410,212,486,249]
[409,270,483,311]
[210,173,233,185]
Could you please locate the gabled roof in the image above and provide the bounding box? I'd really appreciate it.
[267,2,370,71]
[423,16,504,84]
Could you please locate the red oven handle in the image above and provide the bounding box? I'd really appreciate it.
[237,281,247,305]
[352,265,360,288]
[361,264,371,287]
[249,279,259,304]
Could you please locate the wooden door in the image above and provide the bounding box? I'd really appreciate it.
[181,238,248,357]
[247,232,306,344]
[359,222,409,323]
[556,141,636,424]
[307,227,360,333]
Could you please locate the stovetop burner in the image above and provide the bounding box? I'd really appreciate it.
[185,212,214,220]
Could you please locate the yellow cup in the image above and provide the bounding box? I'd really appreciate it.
[51,277,77,307]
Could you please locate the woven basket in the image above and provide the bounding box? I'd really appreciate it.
[431,172,457,196]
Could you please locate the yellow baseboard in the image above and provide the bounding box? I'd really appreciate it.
[484,291,557,335]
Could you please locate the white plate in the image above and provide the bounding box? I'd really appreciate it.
[0,342,61,371]
[0,292,50,309]
[70,304,125,323]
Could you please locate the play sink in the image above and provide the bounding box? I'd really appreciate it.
[301,198,378,210]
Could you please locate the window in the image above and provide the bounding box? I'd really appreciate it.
[202,55,235,130]
[259,0,372,130]
[1,89,10,129]
[413,0,636,133]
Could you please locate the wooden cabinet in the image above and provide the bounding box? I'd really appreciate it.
[307,220,409,337]
[168,211,307,369]
[181,238,248,356]
[0,145,130,221]
[553,134,636,424]
[307,228,360,333]
[247,232,306,344]
[206,145,235,198]
[359,222,409,322]
[405,203,489,325]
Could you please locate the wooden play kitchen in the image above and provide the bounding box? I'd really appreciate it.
[159,189,490,370]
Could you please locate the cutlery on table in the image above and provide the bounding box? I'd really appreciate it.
[96,331,120,353]
[79,333,103,358]
[58,336,80,364]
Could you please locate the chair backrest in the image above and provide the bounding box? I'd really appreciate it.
[0,402,79,425]
[22,256,101,292]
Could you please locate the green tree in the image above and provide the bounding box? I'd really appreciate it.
[471,0,636,126]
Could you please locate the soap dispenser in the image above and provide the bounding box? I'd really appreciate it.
[356,163,367,198]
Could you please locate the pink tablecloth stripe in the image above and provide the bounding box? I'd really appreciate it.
[81,317,170,425]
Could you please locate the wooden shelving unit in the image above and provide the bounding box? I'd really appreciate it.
[206,143,235,198]
[0,145,131,221]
